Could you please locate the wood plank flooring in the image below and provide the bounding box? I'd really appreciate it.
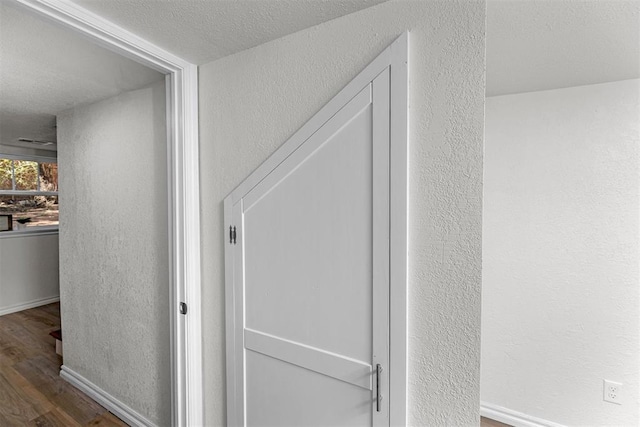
[0,303,127,426]
[3,303,511,427]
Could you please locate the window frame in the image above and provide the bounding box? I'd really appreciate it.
[0,153,59,237]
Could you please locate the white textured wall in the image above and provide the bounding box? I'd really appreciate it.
[57,81,170,425]
[482,79,640,426]
[0,233,59,313]
[199,0,486,425]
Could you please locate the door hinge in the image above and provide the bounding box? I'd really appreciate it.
[229,226,237,244]
[376,364,383,412]
[179,302,188,315]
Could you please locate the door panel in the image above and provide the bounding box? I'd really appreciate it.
[246,351,372,426]
[244,86,373,361]
[227,68,392,426]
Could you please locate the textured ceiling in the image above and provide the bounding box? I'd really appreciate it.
[69,0,388,65]
[486,0,640,96]
[0,2,163,151]
[4,0,637,151]
[70,0,640,95]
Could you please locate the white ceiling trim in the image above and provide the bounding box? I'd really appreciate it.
[14,0,190,72]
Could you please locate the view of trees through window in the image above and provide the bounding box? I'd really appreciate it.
[0,157,58,229]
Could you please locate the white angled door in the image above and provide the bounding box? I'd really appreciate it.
[226,65,392,426]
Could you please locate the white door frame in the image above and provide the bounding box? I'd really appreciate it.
[224,32,408,426]
[11,1,203,426]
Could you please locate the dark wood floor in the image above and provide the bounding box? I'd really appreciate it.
[0,303,127,426]
[3,303,511,427]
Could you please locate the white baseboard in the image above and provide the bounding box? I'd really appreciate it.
[60,365,156,427]
[0,296,60,316]
[481,402,566,427]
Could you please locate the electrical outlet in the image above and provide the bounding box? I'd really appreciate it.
[603,380,623,405]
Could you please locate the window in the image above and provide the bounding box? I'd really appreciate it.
[0,156,58,230]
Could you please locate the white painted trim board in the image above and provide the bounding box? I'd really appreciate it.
[388,31,409,426]
[60,366,156,427]
[0,296,60,317]
[11,1,203,425]
[481,402,567,427]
